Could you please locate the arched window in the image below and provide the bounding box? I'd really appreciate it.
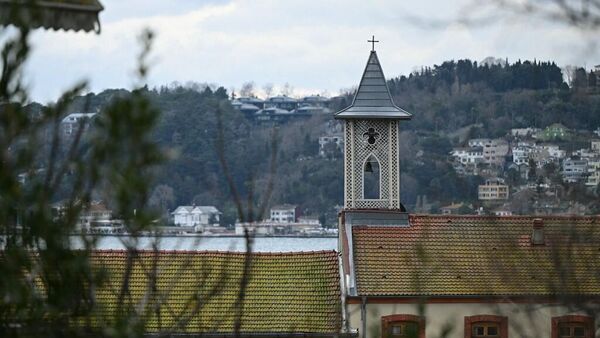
[465,315,508,338]
[381,314,425,338]
[363,155,380,199]
[552,315,594,338]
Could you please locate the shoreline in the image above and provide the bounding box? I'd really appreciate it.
[70,233,338,239]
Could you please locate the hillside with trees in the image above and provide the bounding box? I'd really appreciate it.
[46,59,600,225]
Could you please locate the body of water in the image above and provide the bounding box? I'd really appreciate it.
[70,235,338,252]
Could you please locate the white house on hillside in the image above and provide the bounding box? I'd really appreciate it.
[172,205,221,228]
[451,147,483,165]
[61,112,97,136]
[512,145,533,165]
[270,205,298,223]
[319,134,344,157]
[562,158,589,183]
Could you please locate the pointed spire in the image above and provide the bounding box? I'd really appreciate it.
[335,51,412,119]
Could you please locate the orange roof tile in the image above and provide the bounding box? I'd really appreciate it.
[352,215,600,297]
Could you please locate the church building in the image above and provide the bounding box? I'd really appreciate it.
[336,43,600,338]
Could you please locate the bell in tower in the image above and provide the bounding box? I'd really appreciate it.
[335,38,412,211]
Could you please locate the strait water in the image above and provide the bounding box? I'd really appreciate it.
[70,235,338,252]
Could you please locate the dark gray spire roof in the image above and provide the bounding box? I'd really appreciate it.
[335,51,412,119]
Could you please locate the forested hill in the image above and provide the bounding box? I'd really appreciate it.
[391,59,566,93]
[383,59,600,134]
[49,58,600,224]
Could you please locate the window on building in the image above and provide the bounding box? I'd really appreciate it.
[363,155,380,199]
[552,315,594,338]
[381,315,425,338]
[472,322,500,337]
[388,322,418,337]
[465,315,508,338]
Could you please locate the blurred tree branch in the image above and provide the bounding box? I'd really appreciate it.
[404,0,600,31]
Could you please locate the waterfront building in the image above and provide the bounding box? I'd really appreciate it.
[171,205,221,229]
[270,204,298,223]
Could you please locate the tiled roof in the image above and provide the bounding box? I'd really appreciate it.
[88,250,342,334]
[271,204,297,210]
[352,215,600,297]
[335,51,411,120]
[0,0,103,33]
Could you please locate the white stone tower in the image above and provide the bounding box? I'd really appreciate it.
[335,47,411,210]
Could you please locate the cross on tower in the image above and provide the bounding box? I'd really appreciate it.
[363,127,380,145]
[368,35,379,51]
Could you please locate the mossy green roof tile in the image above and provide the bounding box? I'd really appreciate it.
[87,250,342,334]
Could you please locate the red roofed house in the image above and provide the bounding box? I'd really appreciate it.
[335,46,600,338]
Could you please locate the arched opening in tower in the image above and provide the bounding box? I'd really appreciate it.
[363,155,380,199]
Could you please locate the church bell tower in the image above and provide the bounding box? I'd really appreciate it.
[335,39,411,210]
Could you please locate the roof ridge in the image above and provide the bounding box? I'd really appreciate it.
[409,214,600,221]
[88,249,339,256]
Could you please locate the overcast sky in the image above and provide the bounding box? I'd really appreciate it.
[22,0,600,103]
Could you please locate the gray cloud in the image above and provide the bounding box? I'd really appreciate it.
[22,0,600,102]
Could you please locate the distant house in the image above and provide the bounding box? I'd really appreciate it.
[254,107,296,122]
[295,95,332,115]
[237,96,265,109]
[507,162,530,180]
[511,145,533,165]
[511,127,541,138]
[493,209,512,216]
[319,134,344,157]
[264,96,298,111]
[492,204,513,216]
[270,204,298,223]
[451,147,483,165]
[300,95,330,108]
[235,222,275,236]
[294,105,330,115]
[171,205,221,228]
[235,216,324,236]
[76,201,123,233]
[440,203,468,215]
[478,178,509,200]
[468,139,508,165]
[574,148,596,159]
[591,140,600,153]
[585,159,600,187]
[538,123,570,141]
[562,158,588,183]
[61,112,96,136]
[482,139,509,166]
[467,138,491,148]
[297,216,321,226]
[541,144,566,160]
[527,144,565,167]
[231,100,260,117]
